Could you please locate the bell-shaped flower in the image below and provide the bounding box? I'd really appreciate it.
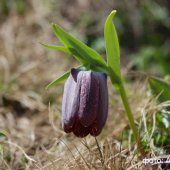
[62,68,108,137]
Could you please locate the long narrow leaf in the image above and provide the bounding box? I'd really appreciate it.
[46,65,84,89]
[104,10,121,84]
[40,43,71,55]
[41,43,86,64]
[52,24,107,69]
[46,71,70,89]
[149,76,170,103]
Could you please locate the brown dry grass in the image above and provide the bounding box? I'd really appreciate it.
[0,1,168,170]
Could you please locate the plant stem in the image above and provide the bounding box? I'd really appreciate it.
[109,72,145,155]
[118,82,145,156]
[118,83,138,140]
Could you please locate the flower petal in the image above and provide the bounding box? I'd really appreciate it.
[90,73,108,136]
[62,68,80,132]
[78,71,99,126]
[72,119,90,137]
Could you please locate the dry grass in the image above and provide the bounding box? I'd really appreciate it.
[0,1,169,170]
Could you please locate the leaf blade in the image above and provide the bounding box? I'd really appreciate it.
[149,76,170,103]
[40,43,71,55]
[46,65,84,89]
[41,43,87,64]
[52,24,107,69]
[46,71,70,89]
[104,10,121,84]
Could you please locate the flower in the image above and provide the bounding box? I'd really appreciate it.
[62,68,108,137]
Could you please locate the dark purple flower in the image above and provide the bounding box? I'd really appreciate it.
[62,68,108,137]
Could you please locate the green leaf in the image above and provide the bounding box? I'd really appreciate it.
[46,71,70,89]
[52,24,107,69]
[149,76,170,103]
[41,43,87,64]
[104,10,121,84]
[46,65,83,89]
[40,43,71,55]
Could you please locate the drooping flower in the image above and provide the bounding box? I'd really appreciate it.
[62,68,108,137]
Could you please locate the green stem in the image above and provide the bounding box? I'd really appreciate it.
[118,83,138,140]
[110,72,145,155]
[118,82,145,155]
